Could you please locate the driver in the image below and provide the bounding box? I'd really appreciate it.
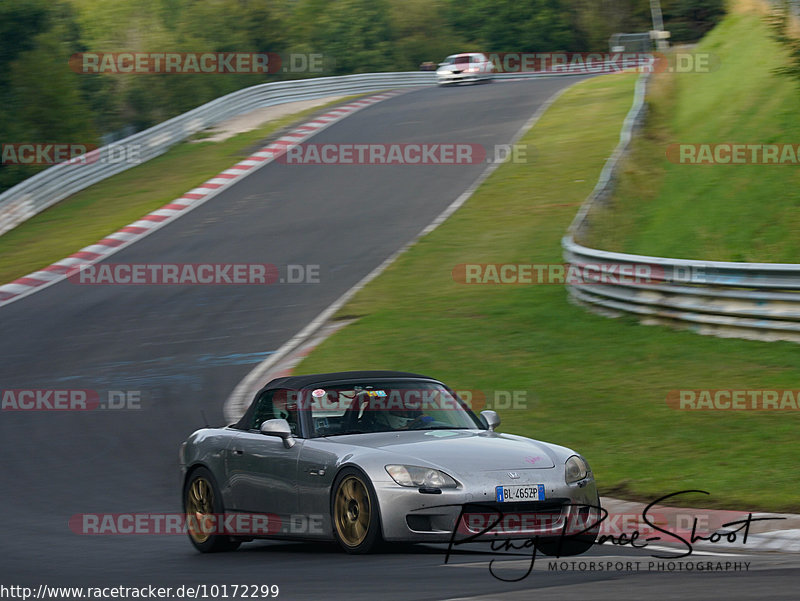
[387,407,434,430]
[353,391,435,430]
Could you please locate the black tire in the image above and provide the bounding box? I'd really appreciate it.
[534,500,600,557]
[535,533,595,557]
[183,466,241,553]
[330,467,383,554]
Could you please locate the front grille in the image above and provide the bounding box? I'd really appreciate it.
[406,515,432,531]
[459,499,570,535]
[462,499,567,514]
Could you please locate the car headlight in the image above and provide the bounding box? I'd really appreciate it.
[565,455,590,484]
[385,465,458,489]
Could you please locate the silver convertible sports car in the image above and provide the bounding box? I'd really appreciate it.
[180,371,600,554]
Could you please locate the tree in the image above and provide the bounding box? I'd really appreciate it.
[294,0,397,74]
[666,0,726,42]
[388,0,466,68]
[0,1,95,192]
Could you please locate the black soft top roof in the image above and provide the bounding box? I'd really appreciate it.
[234,371,440,429]
[261,370,437,391]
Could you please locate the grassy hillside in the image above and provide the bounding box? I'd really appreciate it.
[583,4,800,261]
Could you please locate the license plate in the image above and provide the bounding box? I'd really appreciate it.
[495,484,545,502]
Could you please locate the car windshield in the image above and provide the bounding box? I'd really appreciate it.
[441,55,471,66]
[303,380,483,437]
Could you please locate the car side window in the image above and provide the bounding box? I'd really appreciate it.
[251,389,300,435]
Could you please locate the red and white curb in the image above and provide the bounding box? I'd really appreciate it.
[0,91,403,309]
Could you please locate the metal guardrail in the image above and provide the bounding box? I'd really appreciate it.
[2,57,791,341]
[0,72,434,236]
[0,61,652,237]
[562,73,800,343]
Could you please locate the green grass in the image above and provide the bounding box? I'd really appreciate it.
[0,95,367,284]
[295,71,800,513]
[583,8,800,261]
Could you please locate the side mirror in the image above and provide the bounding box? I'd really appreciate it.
[480,410,500,432]
[260,419,296,448]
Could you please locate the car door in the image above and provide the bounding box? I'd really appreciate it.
[479,53,492,74]
[225,389,303,526]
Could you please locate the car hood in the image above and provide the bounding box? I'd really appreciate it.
[438,61,469,72]
[325,430,557,473]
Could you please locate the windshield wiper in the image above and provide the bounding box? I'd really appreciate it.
[324,429,369,436]
[324,426,470,436]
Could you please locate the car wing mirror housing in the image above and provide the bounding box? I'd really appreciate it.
[480,410,500,432]
[260,418,296,448]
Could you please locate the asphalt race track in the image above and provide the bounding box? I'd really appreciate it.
[1,77,797,600]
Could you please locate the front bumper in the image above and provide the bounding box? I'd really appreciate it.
[375,478,600,542]
[437,71,488,84]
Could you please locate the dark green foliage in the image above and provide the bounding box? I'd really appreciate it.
[665,0,726,42]
[769,0,800,85]
[0,0,727,193]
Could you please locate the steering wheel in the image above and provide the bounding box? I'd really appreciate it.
[402,414,435,430]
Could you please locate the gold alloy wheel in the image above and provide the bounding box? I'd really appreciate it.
[186,477,215,544]
[334,475,371,547]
